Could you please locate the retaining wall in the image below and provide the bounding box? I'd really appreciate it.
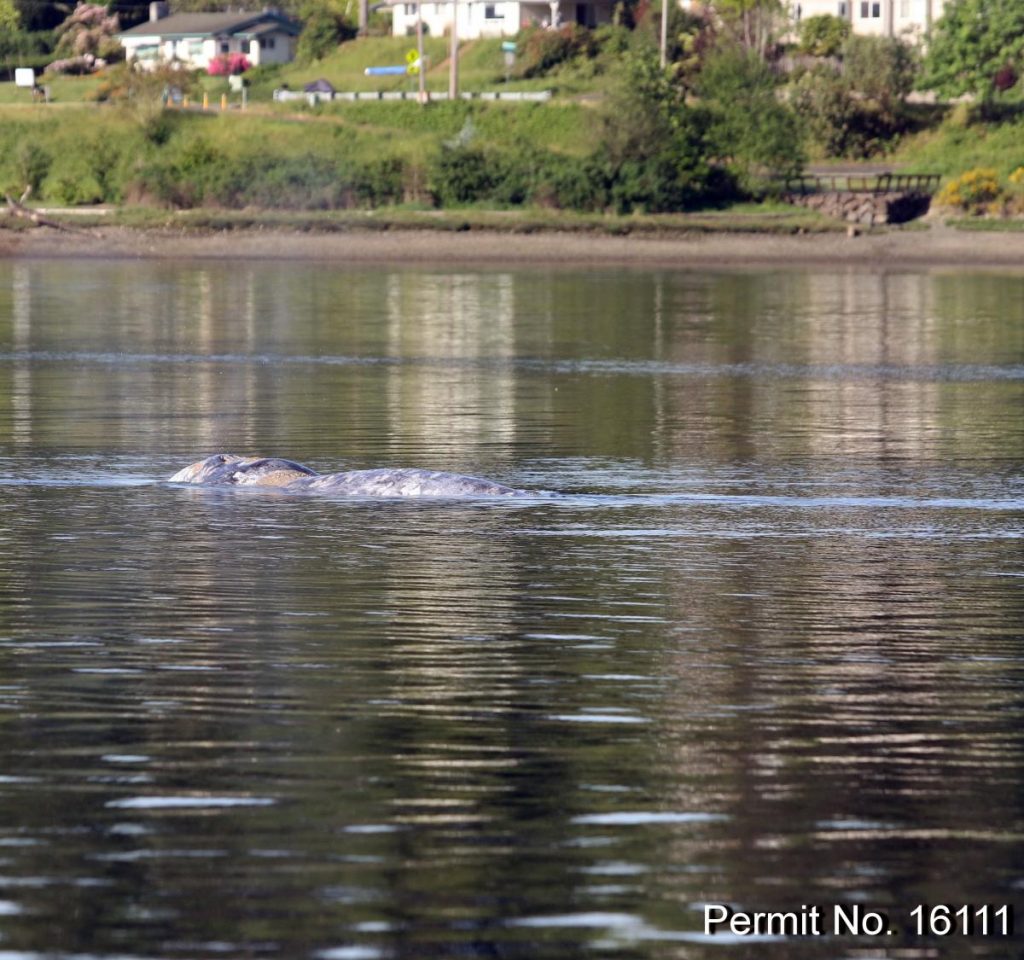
[784,190,932,225]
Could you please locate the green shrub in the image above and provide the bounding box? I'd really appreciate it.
[352,156,406,206]
[798,14,849,57]
[14,140,51,195]
[430,144,611,211]
[789,36,916,158]
[296,9,357,63]
[133,134,405,210]
[842,34,917,109]
[517,24,595,79]
[429,145,497,205]
[791,68,896,158]
[542,153,610,210]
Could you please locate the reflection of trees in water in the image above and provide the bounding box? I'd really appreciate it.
[2,263,1023,465]
[648,270,1024,464]
[383,273,518,463]
[651,521,1024,921]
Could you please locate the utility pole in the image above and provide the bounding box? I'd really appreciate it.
[659,0,668,67]
[358,0,368,35]
[448,0,459,100]
[417,3,426,103]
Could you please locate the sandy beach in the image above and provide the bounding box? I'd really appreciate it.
[1,222,1022,269]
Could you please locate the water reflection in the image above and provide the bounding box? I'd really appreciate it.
[0,260,1022,958]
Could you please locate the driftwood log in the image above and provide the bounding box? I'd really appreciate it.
[4,186,94,234]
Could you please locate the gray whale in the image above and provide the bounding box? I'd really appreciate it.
[169,454,530,497]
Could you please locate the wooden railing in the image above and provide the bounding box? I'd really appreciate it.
[782,173,942,195]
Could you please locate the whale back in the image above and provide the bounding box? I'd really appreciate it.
[169,456,530,497]
[228,458,319,488]
[168,454,318,487]
[168,453,247,484]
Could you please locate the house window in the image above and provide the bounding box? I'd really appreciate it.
[264,36,276,49]
[859,0,880,15]
[837,0,847,14]
[484,3,502,17]
[220,40,230,52]
[405,4,417,14]
[188,40,203,57]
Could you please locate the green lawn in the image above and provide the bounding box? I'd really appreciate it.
[0,73,105,104]
[0,34,617,107]
[247,34,616,97]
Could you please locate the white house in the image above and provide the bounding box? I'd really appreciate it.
[119,2,300,70]
[790,0,950,40]
[388,0,614,39]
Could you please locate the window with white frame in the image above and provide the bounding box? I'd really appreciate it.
[484,3,502,17]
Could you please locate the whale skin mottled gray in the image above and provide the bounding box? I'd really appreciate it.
[169,454,531,498]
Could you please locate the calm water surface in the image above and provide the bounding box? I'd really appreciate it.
[0,260,1022,959]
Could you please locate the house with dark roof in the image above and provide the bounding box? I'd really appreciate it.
[119,2,300,69]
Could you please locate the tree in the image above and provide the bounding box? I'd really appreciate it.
[295,8,356,62]
[0,0,20,33]
[791,67,897,158]
[53,3,122,60]
[697,43,805,185]
[919,0,1024,100]
[13,0,63,32]
[797,14,849,58]
[600,47,724,210]
[707,0,786,62]
[843,34,917,110]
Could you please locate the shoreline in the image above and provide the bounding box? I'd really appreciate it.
[2,222,1023,269]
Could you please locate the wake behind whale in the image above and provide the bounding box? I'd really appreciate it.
[169,454,534,498]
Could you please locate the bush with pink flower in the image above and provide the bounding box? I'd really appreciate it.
[207,53,250,76]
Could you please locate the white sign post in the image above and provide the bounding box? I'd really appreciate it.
[14,68,35,89]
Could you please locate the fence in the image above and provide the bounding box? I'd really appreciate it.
[782,173,942,195]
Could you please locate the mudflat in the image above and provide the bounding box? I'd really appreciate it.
[1,223,1022,269]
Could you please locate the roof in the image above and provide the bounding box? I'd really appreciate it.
[119,11,300,39]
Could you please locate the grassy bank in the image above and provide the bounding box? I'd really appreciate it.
[0,98,598,208]
[891,106,1024,177]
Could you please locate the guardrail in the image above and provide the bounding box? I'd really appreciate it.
[782,173,942,195]
[272,89,552,105]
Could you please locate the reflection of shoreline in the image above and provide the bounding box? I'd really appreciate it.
[4,227,1024,269]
